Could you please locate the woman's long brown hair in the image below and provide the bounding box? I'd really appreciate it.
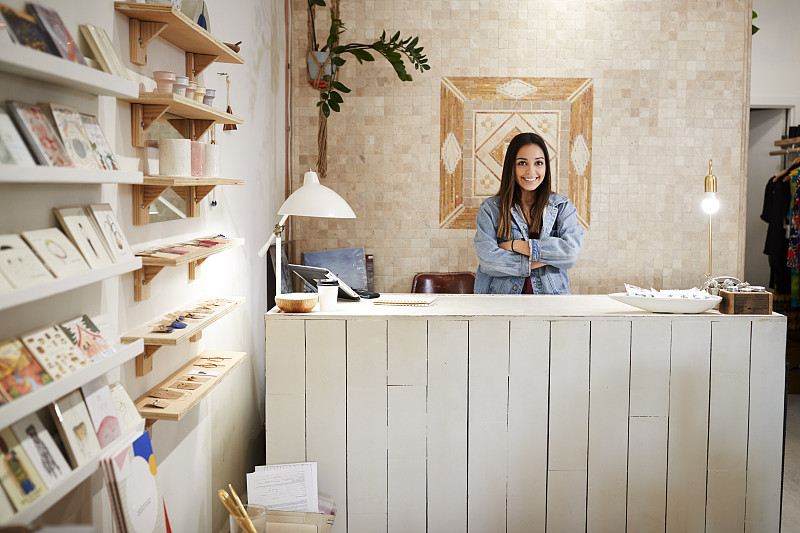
[496,132,552,239]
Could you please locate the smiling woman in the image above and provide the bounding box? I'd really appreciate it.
[473,132,584,294]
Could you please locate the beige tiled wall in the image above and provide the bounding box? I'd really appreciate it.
[290,0,751,294]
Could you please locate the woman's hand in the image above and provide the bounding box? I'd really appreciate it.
[499,239,532,257]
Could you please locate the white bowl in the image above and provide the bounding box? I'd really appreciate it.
[608,293,721,314]
[275,293,318,313]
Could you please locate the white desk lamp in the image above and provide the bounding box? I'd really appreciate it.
[257,170,356,296]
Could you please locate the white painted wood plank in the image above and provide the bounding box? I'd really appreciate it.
[548,320,590,471]
[706,320,750,532]
[666,320,711,532]
[347,320,388,518]
[586,319,630,533]
[546,470,588,532]
[306,320,348,533]
[349,514,388,533]
[265,394,306,464]
[388,318,427,385]
[627,416,668,533]
[388,385,426,533]
[630,320,671,417]
[428,319,468,533]
[507,319,549,533]
[468,318,510,533]
[266,319,306,395]
[746,317,786,533]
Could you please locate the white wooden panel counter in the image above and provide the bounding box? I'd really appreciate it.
[264,295,786,533]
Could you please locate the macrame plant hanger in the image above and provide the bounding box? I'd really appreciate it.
[223,74,236,131]
[308,0,340,179]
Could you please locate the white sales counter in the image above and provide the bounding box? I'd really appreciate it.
[264,294,786,533]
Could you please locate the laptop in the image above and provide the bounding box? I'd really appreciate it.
[288,264,361,300]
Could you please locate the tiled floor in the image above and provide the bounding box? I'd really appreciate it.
[784,394,800,532]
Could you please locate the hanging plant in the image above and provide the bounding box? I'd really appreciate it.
[752,10,759,34]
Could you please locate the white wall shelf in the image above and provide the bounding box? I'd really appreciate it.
[0,42,139,98]
[0,340,144,430]
[0,165,143,185]
[4,424,145,526]
[0,258,143,312]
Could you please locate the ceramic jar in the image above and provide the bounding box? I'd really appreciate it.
[203,88,215,106]
[158,139,191,177]
[193,86,206,104]
[185,80,197,100]
[173,75,188,97]
[190,141,205,177]
[153,70,175,93]
[204,142,220,177]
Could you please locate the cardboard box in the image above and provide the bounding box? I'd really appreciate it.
[718,289,773,315]
[265,510,335,533]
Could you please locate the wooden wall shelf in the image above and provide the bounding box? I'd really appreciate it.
[123,92,243,147]
[134,237,244,301]
[132,176,244,225]
[121,297,243,376]
[114,2,244,70]
[135,350,246,424]
[0,166,143,185]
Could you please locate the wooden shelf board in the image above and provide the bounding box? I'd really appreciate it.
[0,166,143,185]
[770,148,800,156]
[0,42,138,98]
[121,297,243,346]
[138,238,244,267]
[774,136,800,147]
[142,176,244,187]
[114,2,244,64]
[4,424,146,526]
[123,92,243,124]
[135,350,246,422]
[0,340,144,430]
[0,259,143,312]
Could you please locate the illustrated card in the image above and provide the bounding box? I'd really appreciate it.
[0,427,46,510]
[28,3,86,64]
[6,101,71,167]
[54,206,114,269]
[11,412,71,489]
[21,324,88,380]
[0,233,54,289]
[86,203,134,263]
[109,382,143,435]
[0,338,53,400]
[22,227,90,278]
[0,109,36,166]
[78,24,129,79]
[44,103,98,169]
[80,113,119,170]
[82,376,122,449]
[59,314,115,362]
[50,389,102,467]
[0,3,56,55]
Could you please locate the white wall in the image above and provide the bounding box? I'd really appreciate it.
[0,0,284,530]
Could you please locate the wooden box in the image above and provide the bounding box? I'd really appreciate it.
[718,289,773,315]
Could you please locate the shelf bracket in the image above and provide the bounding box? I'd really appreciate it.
[131,103,170,147]
[132,184,170,226]
[167,118,214,141]
[135,344,162,376]
[129,19,168,66]
[134,265,166,301]
[186,52,220,80]
[190,331,203,342]
[188,257,208,280]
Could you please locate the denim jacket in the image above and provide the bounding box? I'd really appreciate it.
[474,193,583,294]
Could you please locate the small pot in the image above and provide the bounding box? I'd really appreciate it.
[193,86,206,103]
[185,80,197,100]
[153,70,175,93]
[203,88,215,106]
[173,75,188,96]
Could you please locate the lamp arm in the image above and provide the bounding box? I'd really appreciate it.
[257,214,290,257]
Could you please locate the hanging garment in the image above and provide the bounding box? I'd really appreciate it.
[762,175,791,293]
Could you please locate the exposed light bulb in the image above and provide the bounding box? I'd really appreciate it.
[701,192,720,214]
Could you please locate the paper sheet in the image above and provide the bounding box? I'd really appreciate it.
[247,462,319,513]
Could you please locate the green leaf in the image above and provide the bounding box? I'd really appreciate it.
[320,92,329,100]
[332,81,351,93]
[381,30,386,40]
[328,100,340,112]
[350,49,375,62]
[391,31,400,42]
[322,103,330,117]
[331,56,346,66]
[329,91,343,104]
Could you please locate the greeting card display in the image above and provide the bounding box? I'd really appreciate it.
[22,227,90,278]
[11,412,71,489]
[0,338,53,400]
[28,3,86,64]
[78,24,128,79]
[0,3,56,55]
[0,109,36,166]
[82,377,122,449]
[0,427,46,510]
[59,315,115,362]
[110,382,143,434]
[0,233,53,289]
[50,389,102,467]
[6,101,71,167]
[21,324,88,380]
[81,113,119,170]
[86,204,134,263]
[44,104,98,169]
[54,206,113,269]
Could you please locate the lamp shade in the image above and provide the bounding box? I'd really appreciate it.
[279,170,356,219]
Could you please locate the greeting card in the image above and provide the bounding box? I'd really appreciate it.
[78,24,128,79]
[0,233,54,289]
[22,227,90,278]
[0,338,52,400]
[0,109,36,166]
[109,382,143,435]
[50,389,101,467]
[81,376,122,449]
[44,103,98,169]
[59,315,115,362]
[85,204,134,263]
[54,206,114,269]
[80,114,119,170]
[28,3,86,64]
[0,3,56,55]
[0,427,45,510]
[6,101,71,166]
[21,324,89,380]
[11,412,71,489]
